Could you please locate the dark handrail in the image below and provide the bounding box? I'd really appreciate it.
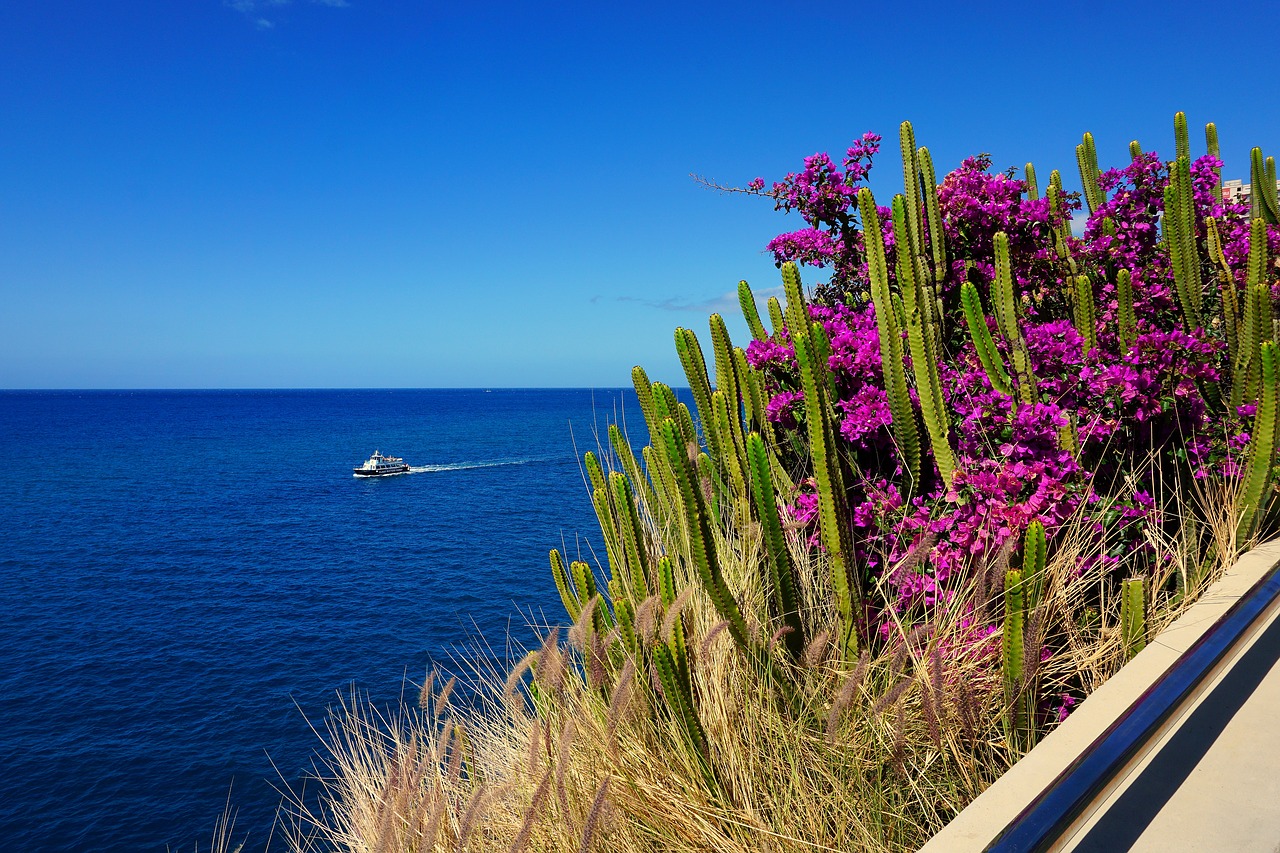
[984,555,1280,852]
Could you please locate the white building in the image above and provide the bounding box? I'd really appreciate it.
[1223,177,1280,206]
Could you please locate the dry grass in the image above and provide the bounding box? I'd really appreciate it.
[264,462,1253,853]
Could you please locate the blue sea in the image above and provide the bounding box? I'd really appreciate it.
[0,389,655,852]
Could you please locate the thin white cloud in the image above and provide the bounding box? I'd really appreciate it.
[615,285,783,314]
[225,0,348,28]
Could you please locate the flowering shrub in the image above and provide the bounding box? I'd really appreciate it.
[742,126,1280,718]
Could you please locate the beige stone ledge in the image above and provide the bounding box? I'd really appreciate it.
[919,538,1280,853]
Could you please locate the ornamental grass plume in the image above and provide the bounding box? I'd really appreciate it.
[275,114,1278,852]
[278,470,1243,852]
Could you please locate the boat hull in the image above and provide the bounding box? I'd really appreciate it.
[353,465,410,477]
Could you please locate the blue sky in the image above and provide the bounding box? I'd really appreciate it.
[2,1,1276,389]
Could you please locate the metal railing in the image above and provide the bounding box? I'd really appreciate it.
[985,556,1280,852]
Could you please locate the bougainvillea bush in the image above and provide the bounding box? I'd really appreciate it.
[750,126,1279,616]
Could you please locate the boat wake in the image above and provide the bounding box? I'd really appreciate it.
[407,457,551,474]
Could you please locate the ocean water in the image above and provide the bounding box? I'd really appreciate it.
[0,389,654,852]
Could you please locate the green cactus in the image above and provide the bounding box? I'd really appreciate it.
[1235,282,1263,410]
[643,444,678,548]
[1234,219,1272,409]
[1130,140,1143,160]
[657,417,753,652]
[1116,268,1138,350]
[1206,122,1222,202]
[1024,163,1039,200]
[657,555,690,684]
[1021,520,1048,614]
[919,146,947,284]
[609,424,658,524]
[708,316,749,477]
[1205,218,1240,368]
[610,471,651,603]
[767,296,786,340]
[1002,569,1026,744]
[590,484,623,583]
[676,402,699,456]
[651,641,712,780]
[1246,216,1271,331]
[1165,155,1204,332]
[1174,111,1190,162]
[781,262,809,342]
[960,280,1013,396]
[615,595,640,657]
[742,351,773,444]
[746,432,804,658]
[1076,132,1104,214]
[571,560,611,631]
[739,280,769,342]
[1120,577,1147,660]
[709,313,741,410]
[550,548,582,622]
[899,121,923,250]
[993,232,1039,406]
[792,320,860,658]
[894,195,957,488]
[1266,156,1280,225]
[675,327,718,459]
[1238,340,1280,541]
[859,188,922,486]
[632,366,658,436]
[585,450,607,496]
[1250,148,1280,225]
[709,389,748,512]
[1073,274,1099,356]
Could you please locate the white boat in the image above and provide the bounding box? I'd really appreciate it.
[353,450,410,477]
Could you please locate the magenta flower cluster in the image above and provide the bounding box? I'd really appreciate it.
[745,133,1280,641]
